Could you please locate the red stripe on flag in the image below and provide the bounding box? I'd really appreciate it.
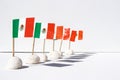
[70,30,77,42]
[56,26,63,39]
[46,23,55,39]
[24,17,35,37]
[63,28,70,40]
[78,30,83,40]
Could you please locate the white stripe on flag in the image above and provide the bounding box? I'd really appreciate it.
[40,25,47,39]
[18,18,26,37]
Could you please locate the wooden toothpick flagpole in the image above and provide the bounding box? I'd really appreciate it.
[52,39,55,51]
[32,38,35,55]
[12,38,15,57]
[59,39,63,52]
[43,39,46,53]
[68,41,71,50]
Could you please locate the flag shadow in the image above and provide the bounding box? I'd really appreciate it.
[43,63,72,67]
[18,66,29,69]
[58,59,82,63]
[66,52,96,60]
[43,52,95,67]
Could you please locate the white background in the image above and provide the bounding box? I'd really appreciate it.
[0,0,120,52]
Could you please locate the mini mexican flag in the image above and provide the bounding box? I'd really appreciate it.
[12,17,41,38]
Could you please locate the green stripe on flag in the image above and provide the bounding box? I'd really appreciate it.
[34,23,41,38]
[13,19,19,38]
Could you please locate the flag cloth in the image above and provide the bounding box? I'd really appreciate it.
[12,18,26,38]
[40,24,47,39]
[25,17,35,37]
[56,26,63,39]
[18,18,26,38]
[46,23,55,39]
[34,22,41,38]
[78,30,83,40]
[70,30,77,42]
[12,19,19,38]
[63,28,70,40]
[12,17,35,38]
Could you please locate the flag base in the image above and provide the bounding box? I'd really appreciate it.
[40,54,47,62]
[6,56,22,69]
[25,55,40,64]
[57,51,63,56]
[48,51,61,60]
[64,49,74,56]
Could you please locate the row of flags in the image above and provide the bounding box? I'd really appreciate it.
[7,17,84,69]
[12,17,83,42]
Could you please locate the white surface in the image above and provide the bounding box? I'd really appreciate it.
[0,0,120,52]
[0,52,120,80]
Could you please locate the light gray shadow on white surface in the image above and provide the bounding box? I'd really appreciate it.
[18,66,29,69]
[57,52,95,63]
[43,63,72,67]
[42,52,94,67]
[66,52,95,60]
[58,59,82,63]
[28,60,51,66]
